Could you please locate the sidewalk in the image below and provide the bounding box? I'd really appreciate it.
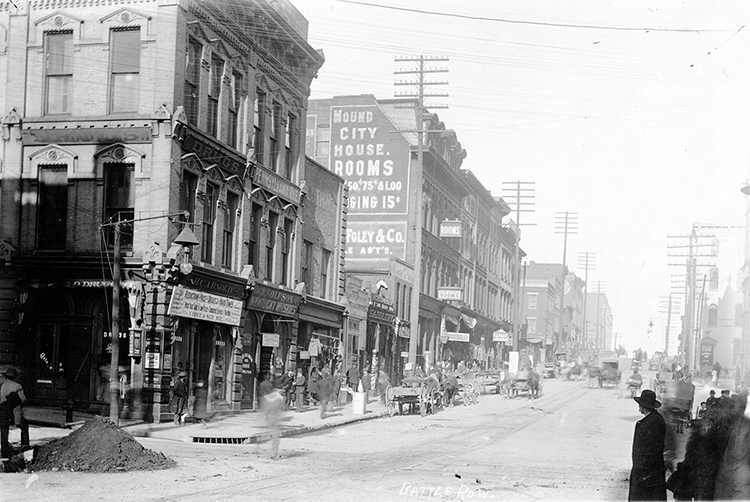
[22,396,390,446]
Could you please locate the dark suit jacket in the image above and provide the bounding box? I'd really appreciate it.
[629,409,667,501]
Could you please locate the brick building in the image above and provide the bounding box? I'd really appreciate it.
[0,0,327,419]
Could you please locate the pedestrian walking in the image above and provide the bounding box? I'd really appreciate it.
[171,371,188,426]
[317,368,334,419]
[192,380,209,428]
[629,389,667,501]
[377,369,390,405]
[0,367,29,458]
[346,365,360,391]
[261,386,284,460]
[294,368,306,412]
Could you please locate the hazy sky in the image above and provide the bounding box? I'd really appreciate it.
[290,0,750,356]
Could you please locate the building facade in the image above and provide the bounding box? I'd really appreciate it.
[306,95,518,379]
[0,0,327,419]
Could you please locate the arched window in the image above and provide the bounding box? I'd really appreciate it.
[708,305,718,327]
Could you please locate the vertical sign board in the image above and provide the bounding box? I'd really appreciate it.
[330,104,410,261]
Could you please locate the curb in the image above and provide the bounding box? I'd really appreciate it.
[198,409,390,444]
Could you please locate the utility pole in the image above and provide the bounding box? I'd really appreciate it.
[577,251,596,355]
[554,211,578,357]
[668,226,715,372]
[101,210,191,426]
[501,181,535,353]
[394,55,448,370]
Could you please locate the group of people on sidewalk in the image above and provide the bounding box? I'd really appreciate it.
[170,371,210,428]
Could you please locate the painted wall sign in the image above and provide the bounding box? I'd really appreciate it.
[329,105,410,215]
[22,127,152,145]
[346,220,407,260]
[168,286,243,326]
[246,283,301,317]
[182,271,246,299]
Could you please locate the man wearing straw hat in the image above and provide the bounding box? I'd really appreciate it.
[628,389,667,501]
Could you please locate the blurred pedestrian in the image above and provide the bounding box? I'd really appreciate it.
[718,389,732,408]
[192,380,209,429]
[294,368,306,412]
[318,368,334,419]
[261,386,284,460]
[377,369,391,404]
[707,389,719,408]
[279,369,295,410]
[629,390,667,501]
[346,365,360,391]
[171,371,188,426]
[259,371,275,397]
[0,368,28,458]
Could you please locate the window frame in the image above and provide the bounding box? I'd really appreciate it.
[248,203,263,273]
[221,191,239,269]
[103,162,136,249]
[44,31,74,115]
[37,164,69,250]
[266,211,279,281]
[201,183,217,263]
[184,38,202,125]
[253,90,265,165]
[109,28,141,114]
[207,56,224,138]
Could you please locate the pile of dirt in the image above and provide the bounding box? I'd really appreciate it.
[30,416,176,473]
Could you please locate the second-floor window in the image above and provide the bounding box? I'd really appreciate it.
[110,28,140,113]
[208,57,223,137]
[300,240,312,293]
[201,183,216,262]
[253,91,265,165]
[527,293,538,310]
[320,248,331,297]
[184,39,202,125]
[179,171,198,224]
[45,32,74,114]
[248,203,262,273]
[228,73,242,149]
[281,218,294,286]
[269,102,281,172]
[284,114,296,179]
[104,163,135,248]
[38,165,68,250]
[222,192,238,269]
[266,211,278,281]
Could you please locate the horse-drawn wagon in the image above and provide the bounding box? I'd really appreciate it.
[657,380,695,433]
[600,359,622,389]
[508,368,542,399]
[384,375,442,417]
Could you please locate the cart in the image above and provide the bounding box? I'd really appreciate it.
[477,370,504,395]
[600,359,621,389]
[384,376,442,417]
[508,369,542,399]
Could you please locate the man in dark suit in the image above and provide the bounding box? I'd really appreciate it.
[629,389,667,501]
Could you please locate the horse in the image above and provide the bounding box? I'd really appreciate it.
[528,370,541,399]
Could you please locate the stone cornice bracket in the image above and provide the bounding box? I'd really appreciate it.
[151,104,172,137]
[1,108,21,141]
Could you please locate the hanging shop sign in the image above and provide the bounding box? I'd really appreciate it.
[368,294,396,325]
[246,283,302,317]
[437,287,463,301]
[168,286,243,326]
[262,333,280,348]
[253,165,302,205]
[401,351,409,358]
[144,352,160,370]
[176,123,244,176]
[492,330,509,343]
[128,330,142,357]
[300,351,310,360]
[182,271,245,299]
[439,220,463,238]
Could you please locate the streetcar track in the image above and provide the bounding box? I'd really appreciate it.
[150,382,590,501]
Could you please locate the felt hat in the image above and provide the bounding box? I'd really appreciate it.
[178,371,188,377]
[634,389,661,409]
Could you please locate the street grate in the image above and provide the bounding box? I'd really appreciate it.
[192,436,248,444]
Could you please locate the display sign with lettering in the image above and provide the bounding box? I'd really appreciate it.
[246,283,302,317]
[182,271,246,299]
[443,332,470,342]
[253,165,302,205]
[437,287,463,301]
[168,286,243,326]
[330,105,410,215]
[144,352,160,369]
[262,333,280,347]
[492,330,509,343]
[439,220,463,238]
[176,123,244,177]
[346,220,407,261]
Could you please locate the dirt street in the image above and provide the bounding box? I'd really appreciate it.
[1,378,652,501]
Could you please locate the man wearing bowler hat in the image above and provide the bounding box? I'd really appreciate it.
[0,367,29,458]
[629,389,667,501]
